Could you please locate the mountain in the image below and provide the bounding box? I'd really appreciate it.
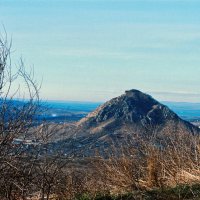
[78,90,175,126]
[56,90,200,156]
[77,89,197,131]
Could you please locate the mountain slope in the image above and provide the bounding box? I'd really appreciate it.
[76,89,197,133]
[60,90,200,156]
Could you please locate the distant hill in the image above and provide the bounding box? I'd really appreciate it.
[61,89,200,156]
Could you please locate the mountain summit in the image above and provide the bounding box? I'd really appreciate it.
[67,90,199,156]
[78,89,181,130]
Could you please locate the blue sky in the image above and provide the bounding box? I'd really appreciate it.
[1,0,200,102]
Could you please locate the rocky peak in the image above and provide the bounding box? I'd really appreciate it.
[78,89,179,127]
[68,90,199,157]
[125,89,147,97]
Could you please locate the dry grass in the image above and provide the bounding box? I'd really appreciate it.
[1,126,200,199]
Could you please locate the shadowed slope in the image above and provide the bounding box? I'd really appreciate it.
[58,90,200,156]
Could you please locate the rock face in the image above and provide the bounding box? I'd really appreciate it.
[64,90,199,156]
[78,89,188,131]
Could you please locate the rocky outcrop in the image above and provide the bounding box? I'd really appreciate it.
[78,89,186,130]
[61,90,200,156]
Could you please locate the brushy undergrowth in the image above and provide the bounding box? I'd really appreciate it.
[74,184,200,200]
[145,184,200,200]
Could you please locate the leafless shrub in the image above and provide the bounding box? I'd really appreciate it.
[91,126,200,196]
[0,28,41,200]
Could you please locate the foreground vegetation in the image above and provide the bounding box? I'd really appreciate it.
[75,184,200,200]
[1,129,200,200]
